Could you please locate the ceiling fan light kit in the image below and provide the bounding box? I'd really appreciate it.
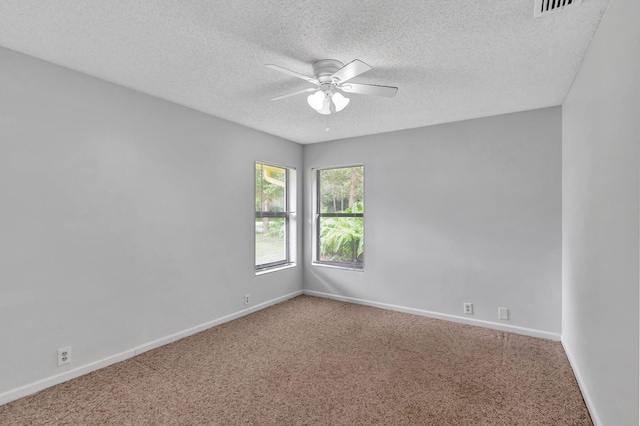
[306,90,349,115]
[266,59,398,115]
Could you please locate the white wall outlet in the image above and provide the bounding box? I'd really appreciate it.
[498,307,509,320]
[58,347,71,366]
[463,303,473,315]
[244,294,250,306]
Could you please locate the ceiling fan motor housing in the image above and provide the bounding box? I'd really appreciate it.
[312,59,344,83]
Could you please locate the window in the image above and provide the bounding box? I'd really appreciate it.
[255,162,295,271]
[314,165,364,269]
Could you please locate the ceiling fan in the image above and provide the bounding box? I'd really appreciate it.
[266,59,398,115]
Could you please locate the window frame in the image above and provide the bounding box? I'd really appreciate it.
[312,164,365,271]
[255,162,296,273]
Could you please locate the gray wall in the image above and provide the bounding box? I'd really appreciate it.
[0,47,303,398]
[304,107,562,336]
[562,0,640,423]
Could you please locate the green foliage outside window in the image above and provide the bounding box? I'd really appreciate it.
[319,203,363,264]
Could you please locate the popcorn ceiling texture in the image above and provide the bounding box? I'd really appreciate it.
[0,296,592,425]
[0,0,609,143]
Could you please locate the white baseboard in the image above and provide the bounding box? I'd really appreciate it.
[0,290,303,407]
[134,290,303,355]
[304,290,561,341]
[561,337,602,426]
[0,349,136,407]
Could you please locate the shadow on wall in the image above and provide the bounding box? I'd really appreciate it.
[307,266,364,300]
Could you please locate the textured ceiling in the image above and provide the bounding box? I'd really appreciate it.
[0,0,609,144]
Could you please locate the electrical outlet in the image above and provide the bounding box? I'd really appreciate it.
[498,307,509,320]
[244,294,250,306]
[58,347,71,366]
[463,303,473,315]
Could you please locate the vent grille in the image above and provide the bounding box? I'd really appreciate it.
[534,0,582,18]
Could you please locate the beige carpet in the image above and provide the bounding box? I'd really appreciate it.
[0,295,592,425]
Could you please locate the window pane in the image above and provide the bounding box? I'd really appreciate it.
[319,166,363,213]
[255,217,286,266]
[256,164,286,212]
[319,216,363,266]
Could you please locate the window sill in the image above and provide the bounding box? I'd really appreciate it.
[311,262,364,272]
[255,263,296,276]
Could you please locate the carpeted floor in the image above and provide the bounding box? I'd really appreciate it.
[0,295,592,425]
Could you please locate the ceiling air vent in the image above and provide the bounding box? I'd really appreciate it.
[534,0,582,18]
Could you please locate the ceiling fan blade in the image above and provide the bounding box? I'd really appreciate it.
[271,87,318,101]
[265,64,319,85]
[339,83,398,98]
[330,60,371,83]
